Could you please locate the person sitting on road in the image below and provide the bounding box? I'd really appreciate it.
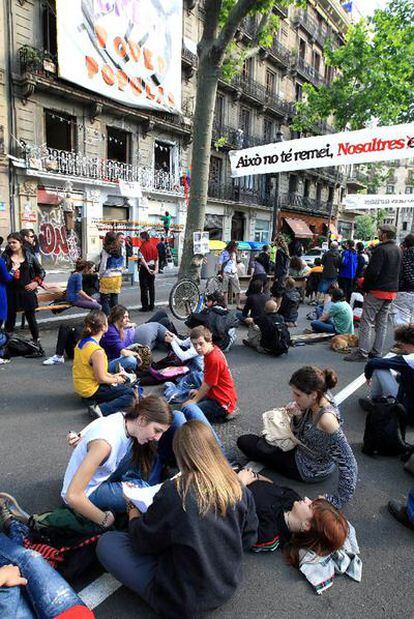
[289,256,311,279]
[0,497,94,618]
[237,278,270,324]
[308,288,354,335]
[236,469,349,558]
[243,299,290,356]
[65,258,102,311]
[277,277,301,328]
[185,291,239,352]
[101,305,142,373]
[96,420,258,619]
[306,258,323,304]
[43,323,83,366]
[72,310,136,418]
[359,324,414,424]
[237,366,358,509]
[388,484,414,532]
[182,326,238,423]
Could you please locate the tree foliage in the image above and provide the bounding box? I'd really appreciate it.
[354,214,377,240]
[292,0,414,133]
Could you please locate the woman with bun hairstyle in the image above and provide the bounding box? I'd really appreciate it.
[72,310,136,417]
[237,366,358,508]
[237,469,348,559]
[62,395,173,528]
[97,420,258,618]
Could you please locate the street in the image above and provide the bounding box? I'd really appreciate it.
[1,292,413,618]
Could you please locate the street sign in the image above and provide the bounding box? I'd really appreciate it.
[344,193,414,210]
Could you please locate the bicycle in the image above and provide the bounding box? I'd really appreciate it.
[169,273,223,320]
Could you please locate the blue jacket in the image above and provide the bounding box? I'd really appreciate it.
[0,258,13,321]
[339,249,358,280]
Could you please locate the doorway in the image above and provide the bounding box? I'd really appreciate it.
[231,211,245,240]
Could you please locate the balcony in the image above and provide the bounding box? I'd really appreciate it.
[208,180,272,208]
[20,45,57,77]
[278,192,332,216]
[291,9,332,48]
[230,75,294,117]
[274,3,288,18]
[268,38,292,67]
[24,145,184,196]
[293,56,326,87]
[212,123,274,149]
[346,168,368,190]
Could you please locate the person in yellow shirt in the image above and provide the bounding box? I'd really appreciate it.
[73,310,136,418]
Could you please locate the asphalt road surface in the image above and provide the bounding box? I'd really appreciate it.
[1,297,413,618]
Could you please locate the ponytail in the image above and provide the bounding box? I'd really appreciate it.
[81,310,107,338]
[289,366,338,402]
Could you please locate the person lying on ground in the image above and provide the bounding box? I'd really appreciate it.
[96,420,258,619]
[43,323,83,366]
[236,278,270,324]
[185,291,238,352]
[308,288,354,335]
[277,277,301,327]
[388,484,414,532]
[237,366,358,509]
[182,326,238,423]
[101,305,141,373]
[133,313,174,351]
[65,258,102,311]
[0,497,94,618]
[164,331,203,372]
[243,299,290,356]
[359,324,414,424]
[62,396,223,529]
[237,469,348,558]
[72,310,136,418]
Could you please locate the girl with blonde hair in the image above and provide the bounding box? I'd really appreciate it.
[97,420,258,617]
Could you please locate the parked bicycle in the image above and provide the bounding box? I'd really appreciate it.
[169,274,223,320]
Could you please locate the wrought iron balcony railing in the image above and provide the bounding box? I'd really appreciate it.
[269,38,292,66]
[278,192,332,215]
[212,123,275,149]
[291,9,331,48]
[208,180,272,208]
[230,75,294,116]
[19,45,57,76]
[24,145,184,195]
[293,55,326,87]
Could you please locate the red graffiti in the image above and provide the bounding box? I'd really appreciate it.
[39,222,69,256]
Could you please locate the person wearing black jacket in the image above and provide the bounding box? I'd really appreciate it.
[392,234,414,326]
[238,278,270,323]
[319,241,341,295]
[346,225,402,362]
[243,299,290,355]
[97,421,258,619]
[2,232,45,347]
[359,324,414,424]
[185,291,238,351]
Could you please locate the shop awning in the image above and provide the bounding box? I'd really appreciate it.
[37,188,62,205]
[284,217,313,238]
[208,240,226,250]
[329,222,338,235]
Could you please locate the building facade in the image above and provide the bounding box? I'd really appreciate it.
[0,0,350,267]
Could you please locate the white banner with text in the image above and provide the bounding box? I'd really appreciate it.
[229,123,414,178]
[344,193,414,210]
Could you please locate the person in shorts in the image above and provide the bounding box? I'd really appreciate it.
[219,241,241,308]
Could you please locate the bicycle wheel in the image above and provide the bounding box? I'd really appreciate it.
[169,279,201,320]
[205,275,223,295]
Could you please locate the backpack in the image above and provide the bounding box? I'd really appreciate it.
[0,330,9,358]
[267,321,291,356]
[5,336,44,358]
[362,397,414,457]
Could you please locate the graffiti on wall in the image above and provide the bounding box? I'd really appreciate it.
[38,206,81,266]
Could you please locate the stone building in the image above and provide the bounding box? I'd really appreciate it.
[0,0,350,266]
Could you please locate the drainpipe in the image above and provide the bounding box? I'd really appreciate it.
[4,0,17,229]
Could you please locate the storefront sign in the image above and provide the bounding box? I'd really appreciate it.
[119,180,142,198]
[56,0,182,113]
[229,122,414,178]
[344,193,414,210]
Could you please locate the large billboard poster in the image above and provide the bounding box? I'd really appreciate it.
[56,0,182,113]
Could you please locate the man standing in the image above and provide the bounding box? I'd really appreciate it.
[319,241,341,298]
[157,236,167,273]
[160,211,172,236]
[138,231,158,312]
[345,224,401,361]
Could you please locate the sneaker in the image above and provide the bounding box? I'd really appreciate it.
[358,397,372,412]
[0,359,10,365]
[88,404,103,419]
[139,307,149,312]
[43,355,65,366]
[0,493,30,525]
[344,350,368,362]
[368,352,381,359]
[387,500,414,531]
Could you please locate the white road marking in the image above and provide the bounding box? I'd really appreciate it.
[35,300,168,325]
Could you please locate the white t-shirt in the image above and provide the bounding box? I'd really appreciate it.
[61,412,132,502]
[219,250,237,275]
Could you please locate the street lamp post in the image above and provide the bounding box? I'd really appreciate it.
[271,128,284,239]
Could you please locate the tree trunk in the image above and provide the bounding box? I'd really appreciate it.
[178,56,220,280]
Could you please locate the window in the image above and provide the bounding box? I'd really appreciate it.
[299,39,306,59]
[313,51,321,74]
[240,108,251,136]
[386,185,395,194]
[316,183,322,202]
[42,0,57,56]
[295,83,303,102]
[255,219,270,242]
[328,186,334,203]
[266,70,276,95]
[263,118,273,143]
[304,178,310,198]
[45,109,76,151]
[214,94,225,127]
[107,126,130,163]
[289,175,298,193]
[325,65,334,83]
[154,140,173,173]
[405,186,414,194]
[242,57,253,80]
[209,156,222,184]
[402,221,408,231]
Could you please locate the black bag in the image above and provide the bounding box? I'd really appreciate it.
[5,336,43,358]
[362,397,413,457]
[267,322,291,356]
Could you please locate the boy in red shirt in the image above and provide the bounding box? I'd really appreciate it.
[183,326,238,422]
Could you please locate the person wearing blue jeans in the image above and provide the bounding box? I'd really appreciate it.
[83,382,137,417]
[310,318,336,334]
[88,404,224,514]
[108,355,138,373]
[0,510,93,618]
[388,485,414,532]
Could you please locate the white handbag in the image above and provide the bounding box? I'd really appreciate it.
[262,407,302,452]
